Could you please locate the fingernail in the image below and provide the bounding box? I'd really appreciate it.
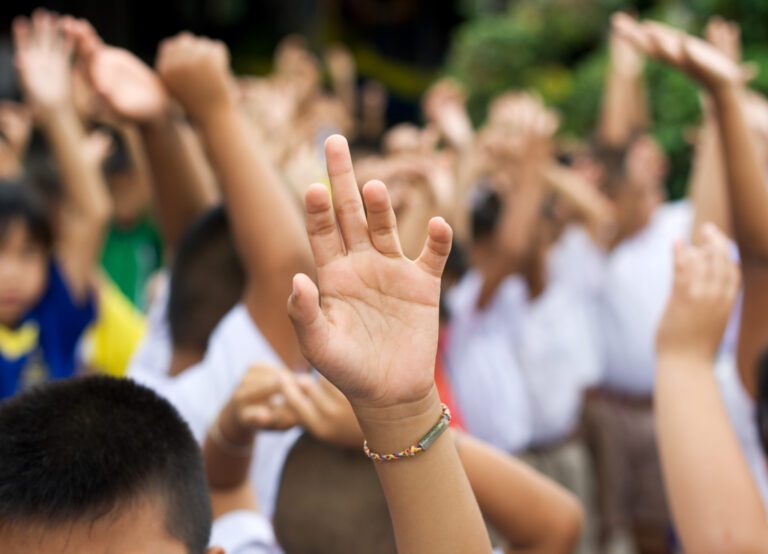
[292,276,299,298]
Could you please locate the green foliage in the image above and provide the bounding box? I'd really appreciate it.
[446,0,768,199]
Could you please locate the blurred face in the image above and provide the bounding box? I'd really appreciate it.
[0,496,223,554]
[609,136,666,241]
[0,220,48,327]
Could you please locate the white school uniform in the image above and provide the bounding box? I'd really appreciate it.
[129,303,302,524]
[512,279,602,446]
[445,270,532,453]
[600,201,693,394]
[127,270,172,378]
[210,511,279,554]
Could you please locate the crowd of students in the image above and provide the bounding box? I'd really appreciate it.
[0,7,767,553]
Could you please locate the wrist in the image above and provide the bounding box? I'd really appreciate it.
[218,403,257,447]
[354,386,444,454]
[186,98,236,130]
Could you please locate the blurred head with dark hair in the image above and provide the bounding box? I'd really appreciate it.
[168,206,245,361]
[0,375,221,554]
[593,132,667,243]
[0,180,53,327]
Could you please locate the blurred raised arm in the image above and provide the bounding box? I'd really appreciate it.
[64,18,218,253]
[157,34,313,368]
[13,10,111,300]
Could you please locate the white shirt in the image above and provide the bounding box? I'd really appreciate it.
[513,280,602,446]
[127,271,172,378]
[445,271,532,453]
[548,224,606,298]
[600,201,693,394]
[716,356,768,512]
[210,511,279,554]
[130,303,302,524]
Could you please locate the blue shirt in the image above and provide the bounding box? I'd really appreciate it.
[0,262,95,398]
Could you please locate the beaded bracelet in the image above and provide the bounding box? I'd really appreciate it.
[363,403,452,462]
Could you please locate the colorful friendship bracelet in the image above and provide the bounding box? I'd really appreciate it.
[363,403,452,462]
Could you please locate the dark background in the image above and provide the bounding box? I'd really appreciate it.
[0,0,464,123]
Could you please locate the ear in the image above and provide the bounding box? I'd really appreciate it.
[207,547,226,554]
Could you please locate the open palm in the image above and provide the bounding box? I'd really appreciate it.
[288,135,452,410]
[613,18,743,91]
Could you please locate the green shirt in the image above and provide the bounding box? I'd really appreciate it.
[101,218,163,310]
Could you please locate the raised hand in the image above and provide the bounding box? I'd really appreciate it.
[13,10,74,113]
[609,13,644,77]
[62,17,168,123]
[423,78,474,149]
[612,17,743,91]
[156,34,234,125]
[287,135,452,413]
[704,16,741,64]
[656,224,740,363]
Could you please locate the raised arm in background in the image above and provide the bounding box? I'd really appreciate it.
[13,10,111,300]
[423,79,476,245]
[688,17,743,244]
[654,224,767,553]
[156,34,313,369]
[476,94,558,306]
[287,134,492,554]
[62,18,218,254]
[598,13,649,147]
[616,17,768,396]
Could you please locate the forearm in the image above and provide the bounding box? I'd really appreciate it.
[41,107,111,224]
[655,355,768,552]
[139,113,219,251]
[711,84,768,260]
[598,65,639,147]
[689,114,731,245]
[356,389,492,554]
[540,163,615,231]
[203,416,254,490]
[458,433,582,553]
[196,105,311,277]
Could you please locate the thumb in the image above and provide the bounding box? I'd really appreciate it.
[287,273,329,365]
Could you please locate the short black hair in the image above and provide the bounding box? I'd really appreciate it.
[101,127,132,176]
[169,206,246,352]
[0,376,212,554]
[470,184,501,241]
[0,180,53,250]
[591,131,648,194]
[275,433,396,553]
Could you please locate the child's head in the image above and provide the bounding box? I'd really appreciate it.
[0,375,217,554]
[0,181,52,327]
[168,206,245,357]
[275,433,396,554]
[594,133,666,241]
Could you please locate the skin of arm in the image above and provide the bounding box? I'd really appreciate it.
[287,134,492,553]
[654,225,768,554]
[63,18,219,254]
[688,110,731,245]
[14,11,111,300]
[457,432,583,554]
[598,13,648,147]
[203,364,298,490]
[157,34,313,369]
